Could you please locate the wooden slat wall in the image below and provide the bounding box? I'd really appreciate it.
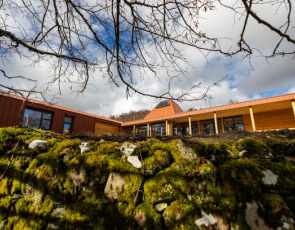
[95,122,120,135]
[0,94,120,135]
[243,108,295,131]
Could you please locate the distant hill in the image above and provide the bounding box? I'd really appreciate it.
[109,109,150,122]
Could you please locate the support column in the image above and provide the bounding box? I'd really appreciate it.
[147,123,150,137]
[249,106,256,131]
[133,125,136,135]
[188,116,192,135]
[292,100,295,118]
[198,120,201,135]
[214,112,219,134]
[166,120,169,136]
[221,117,225,133]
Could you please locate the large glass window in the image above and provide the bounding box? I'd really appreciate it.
[223,116,244,131]
[138,125,148,136]
[23,108,52,130]
[63,115,74,134]
[191,121,199,135]
[200,119,222,134]
[152,122,166,136]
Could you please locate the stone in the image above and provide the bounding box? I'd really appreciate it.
[99,139,106,143]
[104,172,127,200]
[51,207,66,219]
[120,142,138,158]
[245,201,271,230]
[71,167,87,186]
[239,150,247,157]
[134,210,146,228]
[28,140,49,152]
[262,169,278,185]
[213,214,229,230]
[155,203,168,212]
[79,146,90,154]
[127,156,142,169]
[195,210,217,227]
[80,142,89,147]
[177,140,197,160]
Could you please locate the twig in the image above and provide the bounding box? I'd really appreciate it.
[0,137,22,181]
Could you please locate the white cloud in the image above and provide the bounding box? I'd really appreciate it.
[1,0,294,117]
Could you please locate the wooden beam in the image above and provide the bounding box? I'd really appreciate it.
[133,125,136,135]
[198,120,201,135]
[249,106,256,131]
[292,100,295,118]
[147,123,149,137]
[221,117,225,133]
[166,120,168,136]
[214,112,219,134]
[188,116,192,135]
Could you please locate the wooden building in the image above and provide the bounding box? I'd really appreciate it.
[0,93,121,135]
[1,92,295,136]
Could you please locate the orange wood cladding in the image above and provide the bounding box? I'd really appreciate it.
[243,108,295,131]
[0,94,120,134]
[95,122,120,135]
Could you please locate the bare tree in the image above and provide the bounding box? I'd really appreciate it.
[0,0,294,101]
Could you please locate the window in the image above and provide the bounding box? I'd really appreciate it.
[63,115,74,134]
[200,119,222,134]
[23,108,52,130]
[223,116,244,131]
[152,123,166,136]
[156,100,169,108]
[138,125,148,136]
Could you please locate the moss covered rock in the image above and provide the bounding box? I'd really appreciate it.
[237,137,272,158]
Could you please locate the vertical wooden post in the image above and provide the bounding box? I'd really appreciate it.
[133,125,136,135]
[249,106,256,131]
[166,120,168,136]
[292,100,295,118]
[198,120,201,135]
[221,117,225,133]
[214,112,219,134]
[188,116,192,135]
[147,123,150,137]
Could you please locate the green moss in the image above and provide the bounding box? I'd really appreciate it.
[0,196,13,221]
[0,177,9,195]
[191,179,221,211]
[170,140,196,176]
[0,127,24,153]
[237,138,271,158]
[96,142,120,154]
[144,164,191,205]
[218,159,263,201]
[64,197,105,228]
[163,199,197,230]
[259,161,295,194]
[205,142,235,164]
[181,140,207,156]
[135,203,163,230]
[198,163,216,183]
[50,139,81,155]
[266,139,295,156]
[263,193,293,227]
[144,149,172,175]
[219,196,237,222]
[25,152,63,194]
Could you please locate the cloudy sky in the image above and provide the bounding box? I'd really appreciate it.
[1,0,295,117]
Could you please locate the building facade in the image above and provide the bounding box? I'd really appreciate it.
[1,93,295,136]
[0,93,121,135]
